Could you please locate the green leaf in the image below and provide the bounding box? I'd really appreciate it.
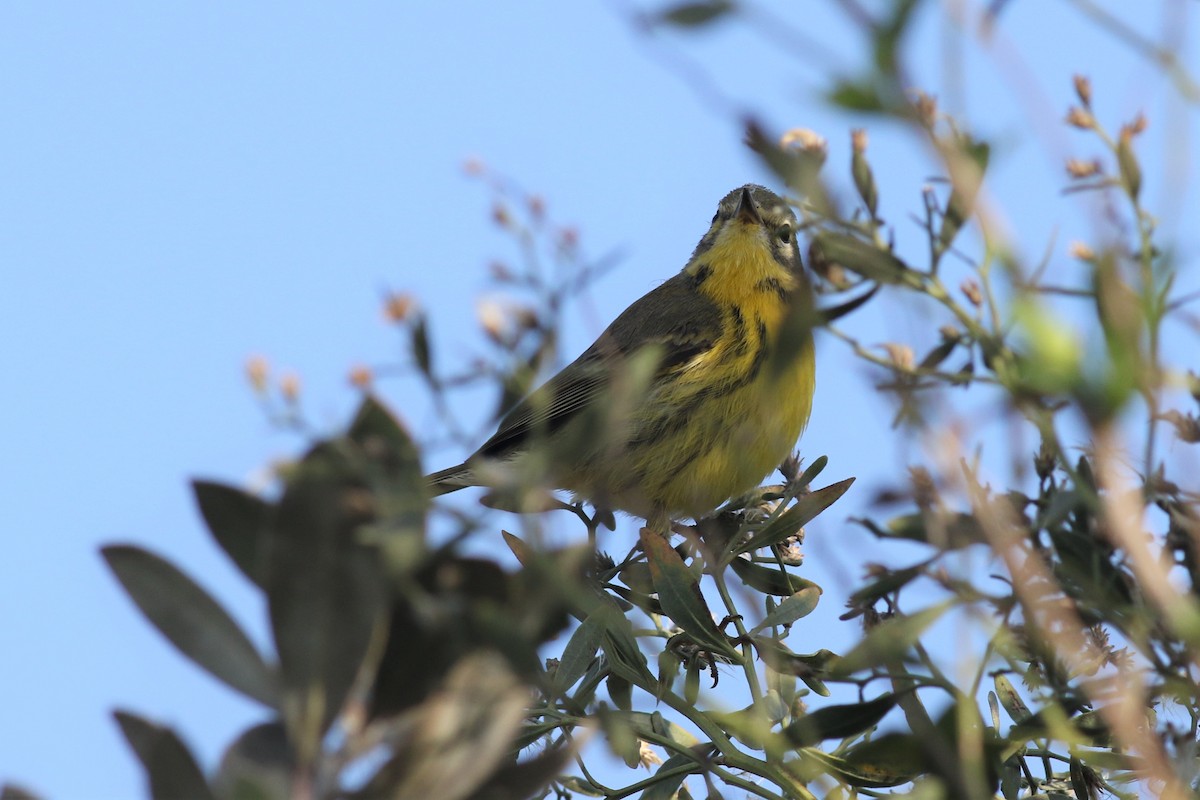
[783,693,901,748]
[191,480,270,588]
[640,529,736,657]
[835,732,926,787]
[114,710,215,800]
[992,674,1032,723]
[751,639,838,696]
[597,601,656,685]
[656,0,735,28]
[730,557,819,597]
[750,586,821,633]
[812,232,908,284]
[267,457,387,765]
[736,477,855,556]
[827,79,887,112]
[554,614,605,693]
[102,545,278,707]
[865,512,986,550]
[834,601,954,675]
[641,754,701,800]
[212,721,293,800]
[607,673,633,712]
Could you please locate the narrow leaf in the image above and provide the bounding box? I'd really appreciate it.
[834,601,954,675]
[749,586,821,633]
[730,558,819,597]
[554,615,605,693]
[736,478,855,555]
[191,480,270,587]
[267,458,387,764]
[640,529,735,657]
[783,693,901,747]
[102,545,277,707]
[114,710,215,800]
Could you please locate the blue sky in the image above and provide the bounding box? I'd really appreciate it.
[2,2,1196,797]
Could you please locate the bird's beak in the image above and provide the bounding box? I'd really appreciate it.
[735,187,762,225]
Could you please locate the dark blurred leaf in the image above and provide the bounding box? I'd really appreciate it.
[598,600,656,685]
[783,693,901,748]
[267,454,386,764]
[462,745,574,800]
[640,529,736,657]
[0,785,44,800]
[837,732,926,787]
[735,477,855,556]
[358,653,530,800]
[863,512,985,550]
[818,286,880,324]
[641,754,701,800]
[213,721,293,800]
[554,614,605,694]
[102,545,277,707]
[192,480,270,588]
[812,233,908,284]
[828,79,887,112]
[834,601,954,674]
[114,710,215,800]
[607,673,633,712]
[347,396,427,573]
[749,586,822,633]
[656,0,735,27]
[751,639,838,697]
[730,557,820,597]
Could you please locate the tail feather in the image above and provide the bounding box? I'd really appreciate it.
[426,463,473,496]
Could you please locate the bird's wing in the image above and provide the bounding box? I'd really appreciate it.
[475,273,721,460]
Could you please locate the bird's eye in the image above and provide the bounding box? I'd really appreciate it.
[776,223,793,243]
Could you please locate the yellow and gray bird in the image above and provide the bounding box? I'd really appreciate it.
[427,185,815,528]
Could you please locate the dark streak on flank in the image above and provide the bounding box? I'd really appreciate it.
[756,277,787,300]
[690,262,713,287]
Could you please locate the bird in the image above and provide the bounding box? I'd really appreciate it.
[427,184,816,530]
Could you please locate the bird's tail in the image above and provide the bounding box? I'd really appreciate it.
[426,463,474,496]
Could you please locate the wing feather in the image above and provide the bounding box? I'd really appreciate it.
[475,272,721,459]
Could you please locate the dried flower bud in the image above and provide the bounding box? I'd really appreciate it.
[1161,410,1200,444]
[1034,442,1056,482]
[1069,241,1095,261]
[557,226,579,250]
[1117,122,1143,199]
[348,365,372,389]
[1072,74,1092,107]
[1065,158,1101,179]
[637,740,663,770]
[780,128,828,158]
[912,92,938,128]
[909,466,937,509]
[960,278,983,307]
[881,342,915,371]
[476,298,508,342]
[939,325,961,342]
[851,128,868,154]
[383,291,415,324]
[1127,112,1148,136]
[1065,107,1094,129]
[488,260,514,282]
[778,452,801,483]
[279,372,300,403]
[246,356,269,393]
[527,194,546,220]
[491,202,511,228]
[462,156,486,176]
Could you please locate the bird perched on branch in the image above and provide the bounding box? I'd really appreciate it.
[428,185,816,530]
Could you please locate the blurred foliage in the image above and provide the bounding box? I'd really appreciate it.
[7,2,1198,800]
